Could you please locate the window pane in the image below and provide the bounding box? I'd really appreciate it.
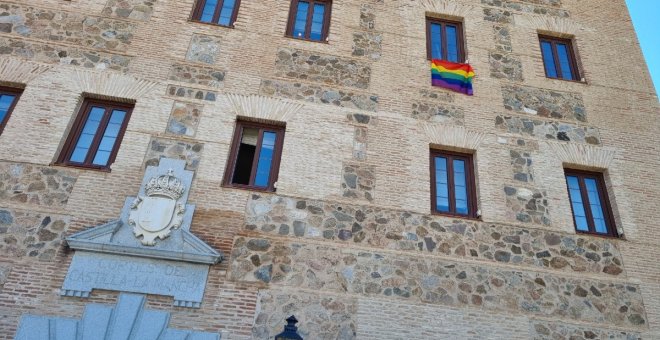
[218,0,236,25]
[232,127,259,185]
[585,178,608,233]
[430,23,442,60]
[109,110,126,124]
[0,95,15,113]
[0,94,16,124]
[293,1,310,38]
[566,175,589,232]
[105,110,126,137]
[446,25,459,62]
[71,107,105,163]
[91,110,125,166]
[435,157,449,213]
[92,150,112,166]
[541,41,558,78]
[453,159,468,215]
[309,3,326,41]
[82,107,104,134]
[254,131,277,187]
[70,148,89,163]
[556,43,575,80]
[96,136,117,153]
[200,0,219,22]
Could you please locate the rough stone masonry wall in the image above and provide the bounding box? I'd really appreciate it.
[0,0,659,339]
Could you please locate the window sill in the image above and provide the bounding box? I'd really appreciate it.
[51,162,112,173]
[427,58,467,64]
[544,76,587,85]
[222,183,275,193]
[575,230,621,240]
[284,35,329,44]
[188,19,235,29]
[431,211,481,221]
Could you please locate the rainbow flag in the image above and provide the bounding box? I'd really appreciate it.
[431,59,475,95]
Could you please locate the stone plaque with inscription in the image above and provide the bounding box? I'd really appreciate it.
[63,252,210,307]
[62,159,222,308]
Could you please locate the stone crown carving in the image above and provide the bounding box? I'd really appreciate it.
[144,169,185,200]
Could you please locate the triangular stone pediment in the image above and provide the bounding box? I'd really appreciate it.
[65,206,221,264]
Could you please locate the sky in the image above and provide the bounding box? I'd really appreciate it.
[625,0,660,96]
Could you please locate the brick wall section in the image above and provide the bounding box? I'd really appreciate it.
[0,0,659,339]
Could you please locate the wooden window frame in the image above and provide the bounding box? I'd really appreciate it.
[56,98,133,171]
[285,0,333,42]
[430,149,478,218]
[564,169,618,237]
[0,86,23,136]
[223,120,286,192]
[426,17,465,62]
[191,0,241,27]
[539,35,581,81]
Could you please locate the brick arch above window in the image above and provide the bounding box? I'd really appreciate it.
[70,70,160,103]
[420,0,477,19]
[518,16,583,37]
[422,124,485,151]
[0,58,51,85]
[548,142,616,170]
[223,94,304,123]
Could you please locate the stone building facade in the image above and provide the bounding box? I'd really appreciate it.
[0,0,659,338]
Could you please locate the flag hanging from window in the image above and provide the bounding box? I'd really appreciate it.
[431,59,475,96]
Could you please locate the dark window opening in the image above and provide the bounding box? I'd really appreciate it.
[0,86,23,135]
[430,150,477,218]
[224,121,285,191]
[564,169,617,237]
[192,0,241,27]
[539,35,580,81]
[57,99,133,170]
[286,0,332,42]
[426,17,465,62]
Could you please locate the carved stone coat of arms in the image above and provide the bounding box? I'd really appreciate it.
[129,169,186,245]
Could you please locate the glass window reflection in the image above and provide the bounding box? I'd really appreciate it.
[254,132,277,187]
[0,94,17,125]
[541,41,558,78]
[435,157,449,212]
[200,0,219,22]
[564,171,615,237]
[63,101,131,169]
[430,23,442,60]
[446,25,458,62]
[427,19,463,62]
[218,0,236,26]
[540,36,578,81]
[431,151,474,217]
[293,1,309,38]
[309,4,326,41]
[288,1,331,41]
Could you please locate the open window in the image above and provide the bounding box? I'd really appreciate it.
[224,120,285,191]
